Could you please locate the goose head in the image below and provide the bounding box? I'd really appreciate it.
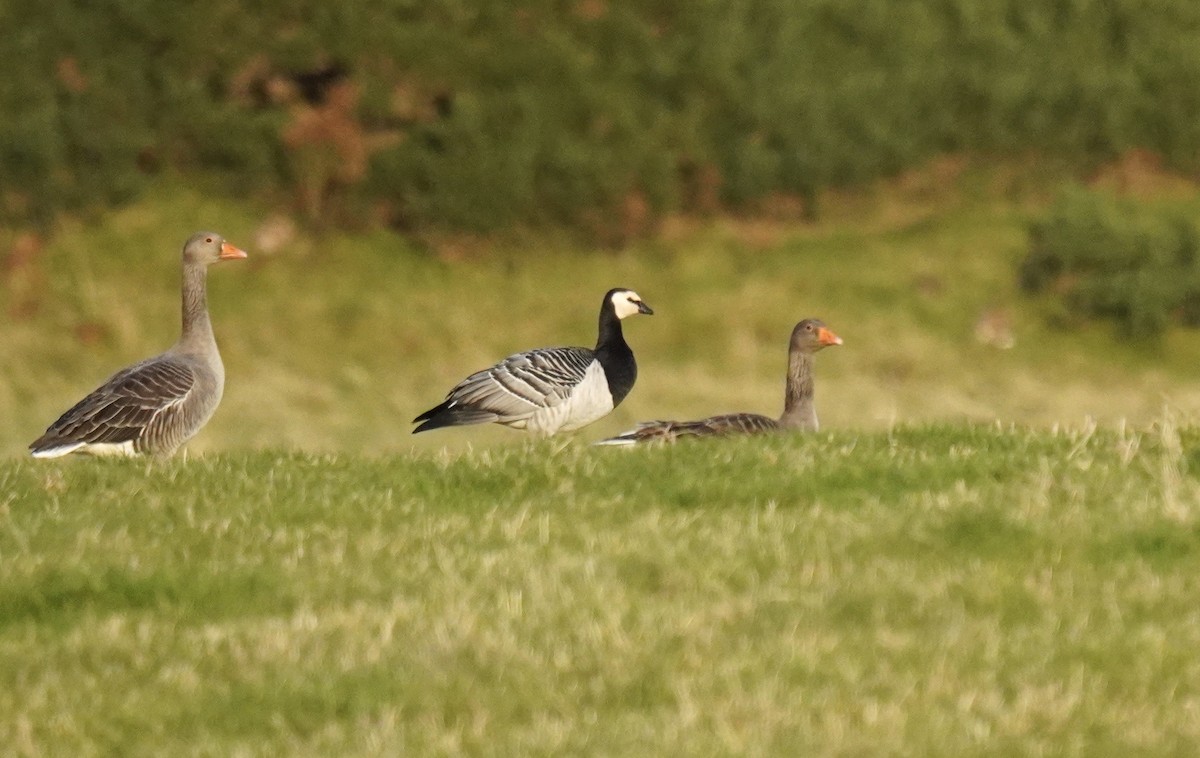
[183,231,247,266]
[790,318,842,354]
[606,288,654,319]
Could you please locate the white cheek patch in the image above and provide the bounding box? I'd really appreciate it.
[612,290,644,320]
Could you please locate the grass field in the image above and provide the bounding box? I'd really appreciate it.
[6,169,1200,753]
[3,424,1200,754]
[7,167,1200,457]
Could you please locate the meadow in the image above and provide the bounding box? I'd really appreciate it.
[7,164,1200,457]
[3,425,1200,754]
[5,166,1200,753]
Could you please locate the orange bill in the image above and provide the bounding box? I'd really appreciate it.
[818,326,843,346]
[219,242,248,260]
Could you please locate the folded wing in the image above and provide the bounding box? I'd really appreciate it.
[597,412,779,445]
[413,346,596,431]
[30,357,196,455]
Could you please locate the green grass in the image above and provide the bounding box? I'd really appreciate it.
[8,173,1200,458]
[7,174,1200,753]
[4,424,1200,754]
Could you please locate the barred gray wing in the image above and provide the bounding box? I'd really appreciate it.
[689,413,780,437]
[38,358,196,445]
[447,346,595,416]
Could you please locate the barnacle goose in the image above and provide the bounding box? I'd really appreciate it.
[413,288,653,436]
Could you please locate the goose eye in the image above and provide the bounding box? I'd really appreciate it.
[205,237,213,243]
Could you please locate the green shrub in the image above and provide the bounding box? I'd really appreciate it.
[5,0,1200,237]
[1021,188,1200,337]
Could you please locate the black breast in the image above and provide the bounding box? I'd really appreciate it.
[595,341,637,407]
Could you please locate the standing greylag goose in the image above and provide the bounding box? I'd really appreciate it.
[413,288,653,436]
[597,318,841,445]
[29,232,247,458]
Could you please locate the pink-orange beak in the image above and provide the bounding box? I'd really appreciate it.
[219,241,248,261]
[818,326,843,346]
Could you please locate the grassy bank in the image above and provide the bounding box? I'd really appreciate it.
[6,157,1200,757]
[6,172,1200,457]
[3,424,1200,753]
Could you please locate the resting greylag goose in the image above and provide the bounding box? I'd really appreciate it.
[413,288,653,436]
[29,232,247,458]
[597,318,841,445]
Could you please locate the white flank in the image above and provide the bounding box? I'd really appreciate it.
[38,440,140,458]
[592,435,637,447]
[527,361,614,435]
[85,440,139,457]
[30,442,85,458]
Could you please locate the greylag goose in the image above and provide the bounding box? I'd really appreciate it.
[413,288,653,435]
[29,232,247,457]
[597,318,841,445]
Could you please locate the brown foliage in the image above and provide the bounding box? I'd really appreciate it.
[282,81,369,221]
[1087,149,1198,199]
[55,58,87,94]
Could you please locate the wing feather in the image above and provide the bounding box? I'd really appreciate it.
[598,412,779,445]
[31,357,197,450]
[445,346,595,416]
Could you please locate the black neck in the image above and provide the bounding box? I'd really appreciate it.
[594,307,637,406]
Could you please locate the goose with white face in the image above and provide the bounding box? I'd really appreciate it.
[413,287,654,436]
[611,289,653,319]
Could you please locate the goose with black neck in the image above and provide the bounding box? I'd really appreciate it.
[413,288,654,436]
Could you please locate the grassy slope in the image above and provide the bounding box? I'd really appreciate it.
[6,169,1200,457]
[3,426,1200,754]
[6,171,1200,754]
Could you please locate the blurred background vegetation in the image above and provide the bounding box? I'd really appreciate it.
[4,0,1200,234]
[4,0,1200,455]
[7,7,1200,751]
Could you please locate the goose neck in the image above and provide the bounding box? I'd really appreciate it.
[779,350,817,430]
[595,307,627,353]
[179,262,215,351]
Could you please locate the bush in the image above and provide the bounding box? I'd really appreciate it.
[5,0,1200,237]
[1021,188,1200,337]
